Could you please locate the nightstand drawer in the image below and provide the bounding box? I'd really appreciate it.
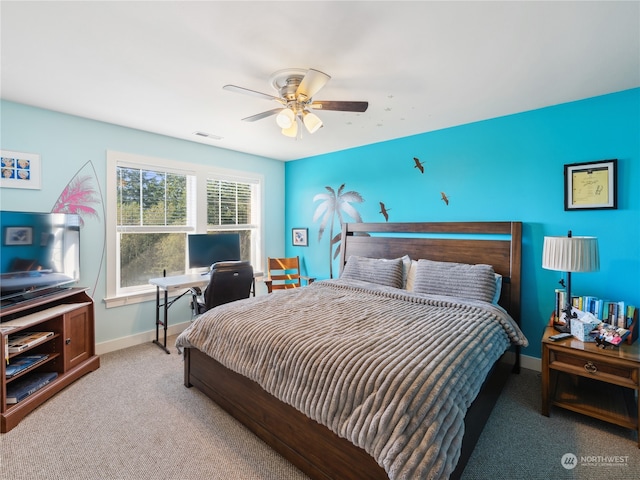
[549,349,639,389]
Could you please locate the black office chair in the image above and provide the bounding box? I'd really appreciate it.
[190,261,254,315]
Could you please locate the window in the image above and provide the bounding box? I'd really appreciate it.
[105,151,262,306]
[116,166,191,289]
[206,179,256,264]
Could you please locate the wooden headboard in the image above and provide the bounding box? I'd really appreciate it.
[339,221,522,324]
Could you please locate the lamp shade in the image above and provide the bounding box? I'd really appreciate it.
[276,108,295,129]
[281,119,298,138]
[542,236,600,273]
[303,111,323,133]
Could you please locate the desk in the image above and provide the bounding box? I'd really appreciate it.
[149,273,210,354]
[149,272,261,353]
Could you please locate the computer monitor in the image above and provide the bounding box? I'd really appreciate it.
[187,233,241,269]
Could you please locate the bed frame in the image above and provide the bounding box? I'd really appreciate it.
[183,221,522,480]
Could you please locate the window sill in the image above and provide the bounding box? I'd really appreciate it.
[103,290,158,308]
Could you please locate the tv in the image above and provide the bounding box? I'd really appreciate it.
[188,233,241,270]
[0,211,80,307]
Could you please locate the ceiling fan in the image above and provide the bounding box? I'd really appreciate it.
[223,68,368,138]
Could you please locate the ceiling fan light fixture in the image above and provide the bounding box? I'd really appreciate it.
[303,111,323,133]
[276,108,295,129]
[281,119,298,138]
[225,68,368,138]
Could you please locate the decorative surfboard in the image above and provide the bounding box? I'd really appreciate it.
[51,160,105,298]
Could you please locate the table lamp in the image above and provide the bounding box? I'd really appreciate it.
[542,231,600,333]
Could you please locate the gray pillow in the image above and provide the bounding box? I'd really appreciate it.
[341,255,404,289]
[413,259,496,303]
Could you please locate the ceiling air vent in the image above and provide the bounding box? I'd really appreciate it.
[193,131,223,140]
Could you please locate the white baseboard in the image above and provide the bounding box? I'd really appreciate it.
[520,353,541,372]
[95,321,191,355]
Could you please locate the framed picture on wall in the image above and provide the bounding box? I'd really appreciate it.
[292,228,308,247]
[564,159,617,210]
[5,226,33,246]
[0,150,42,190]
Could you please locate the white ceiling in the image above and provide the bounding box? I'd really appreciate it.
[1,1,638,161]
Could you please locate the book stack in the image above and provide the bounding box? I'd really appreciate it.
[569,297,636,328]
[6,371,58,404]
[554,289,566,320]
[5,354,49,378]
[7,331,54,353]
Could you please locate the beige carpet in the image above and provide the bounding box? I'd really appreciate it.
[1,336,638,479]
[0,337,307,480]
[462,364,640,480]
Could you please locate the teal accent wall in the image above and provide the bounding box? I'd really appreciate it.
[285,88,640,360]
[0,100,285,346]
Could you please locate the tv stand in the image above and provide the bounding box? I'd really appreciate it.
[0,287,100,432]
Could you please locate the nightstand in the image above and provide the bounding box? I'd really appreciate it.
[541,326,640,447]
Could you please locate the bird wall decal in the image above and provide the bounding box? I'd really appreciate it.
[440,192,450,205]
[413,157,424,174]
[379,202,390,221]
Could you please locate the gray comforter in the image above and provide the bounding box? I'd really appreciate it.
[176,279,528,480]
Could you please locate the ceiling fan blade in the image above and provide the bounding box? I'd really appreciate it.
[309,100,368,113]
[223,84,282,103]
[241,108,283,122]
[296,69,331,100]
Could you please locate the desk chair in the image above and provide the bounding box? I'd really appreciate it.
[265,256,315,293]
[191,261,254,315]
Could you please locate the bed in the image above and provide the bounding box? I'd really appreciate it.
[176,221,527,480]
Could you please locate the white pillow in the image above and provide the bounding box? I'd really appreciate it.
[405,260,418,292]
[401,255,411,289]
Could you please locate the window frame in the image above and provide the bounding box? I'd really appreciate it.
[104,150,263,308]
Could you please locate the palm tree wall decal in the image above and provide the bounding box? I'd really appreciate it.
[52,174,100,226]
[312,184,364,278]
